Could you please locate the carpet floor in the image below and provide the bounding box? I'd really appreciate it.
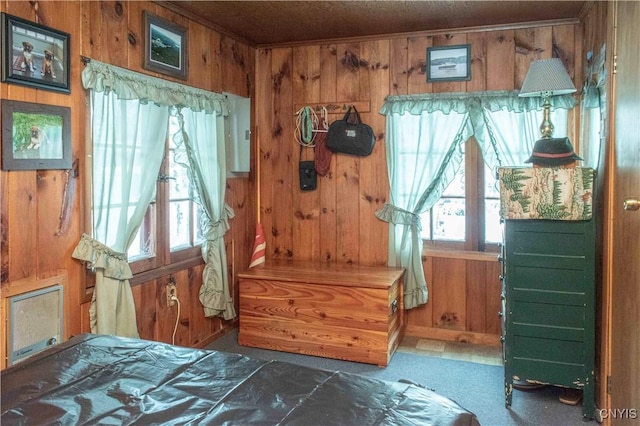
[206,330,595,426]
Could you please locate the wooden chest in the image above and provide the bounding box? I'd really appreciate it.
[237,260,405,366]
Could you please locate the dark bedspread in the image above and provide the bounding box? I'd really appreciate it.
[1,334,479,425]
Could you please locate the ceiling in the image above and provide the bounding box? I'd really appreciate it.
[161,1,589,47]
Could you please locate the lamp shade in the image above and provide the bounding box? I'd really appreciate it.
[519,58,576,98]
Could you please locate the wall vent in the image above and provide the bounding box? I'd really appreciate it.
[9,285,63,365]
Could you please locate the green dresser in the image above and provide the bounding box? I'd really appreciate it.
[498,167,596,420]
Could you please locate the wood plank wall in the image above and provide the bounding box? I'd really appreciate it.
[0,1,255,368]
[1,0,589,370]
[255,22,583,345]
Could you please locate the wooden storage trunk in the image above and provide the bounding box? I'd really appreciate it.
[238,260,405,366]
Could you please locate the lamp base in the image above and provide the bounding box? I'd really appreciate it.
[539,96,554,138]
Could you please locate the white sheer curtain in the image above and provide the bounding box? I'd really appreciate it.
[73,59,232,336]
[174,108,236,320]
[73,89,168,338]
[376,110,473,308]
[580,44,607,169]
[378,91,576,309]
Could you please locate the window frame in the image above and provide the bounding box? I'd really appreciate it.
[127,121,203,275]
[421,136,500,253]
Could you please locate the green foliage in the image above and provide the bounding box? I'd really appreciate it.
[535,202,570,220]
[500,168,532,212]
[11,112,62,150]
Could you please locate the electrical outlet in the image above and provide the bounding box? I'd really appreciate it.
[166,283,177,307]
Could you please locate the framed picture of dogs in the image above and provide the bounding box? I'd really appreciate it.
[143,11,188,80]
[1,100,72,170]
[1,13,71,94]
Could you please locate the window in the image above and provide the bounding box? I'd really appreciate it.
[418,109,569,252]
[126,115,205,271]
[83,59,235,320]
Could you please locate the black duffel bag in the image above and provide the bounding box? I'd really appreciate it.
[326,106,376,156]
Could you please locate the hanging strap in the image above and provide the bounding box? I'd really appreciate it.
[295,106,318,147]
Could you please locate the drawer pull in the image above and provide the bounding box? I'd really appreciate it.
[391,299,398,313]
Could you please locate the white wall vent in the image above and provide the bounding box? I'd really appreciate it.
[9,285,63,365]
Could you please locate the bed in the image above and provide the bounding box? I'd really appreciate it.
[1,334,479,425]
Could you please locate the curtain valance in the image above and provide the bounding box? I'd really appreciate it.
[380,90,577,116]
[82,59,229,115]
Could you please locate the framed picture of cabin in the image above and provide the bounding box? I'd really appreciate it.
[143,11,188,80]
[1,13,71,94]
[1,100,72,171]
[426,44,471,83]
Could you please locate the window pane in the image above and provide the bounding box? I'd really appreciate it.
[194,203,205,244]
[484,199,502,244]
[170,157,190,199]
[443,144,465,197]
[484,163,500,198]
[170,200,191,250]
[127,204,155,260]
[419,211,432,240]
[433,198,465,241]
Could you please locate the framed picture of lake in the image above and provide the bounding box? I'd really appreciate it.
[1,100,72,170]
[143,11,188,80]
[1,13,71,93]
[426,44,471,83]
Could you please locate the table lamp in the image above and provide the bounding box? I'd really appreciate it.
[519,58,576,139]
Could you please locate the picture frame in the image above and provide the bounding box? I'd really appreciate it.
[143,11,188,80]
[1,13,71,94]
[1,100,72,170]
[426,44,471,83]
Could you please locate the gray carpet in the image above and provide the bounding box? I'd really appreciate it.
[207,330,595,426]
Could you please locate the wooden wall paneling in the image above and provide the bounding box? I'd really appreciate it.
[6,173,37,282]
[389,38,408,96]
[171,268,190,346]
[465,260,487,332]
[156,276,177,344]
[431,257,466,331]
[226,179,250,301]
[467,32,487,92]
[485,30,516,91]
[553,24,581,144]
[358,40,389,266]
[99,1,130,69]
[334,42,361,264]
[514,27,553,90]
[221,36,250,96]
[188,264,214,346]
[125,1,145,73]
[484,260,502,336]
[255,48,273,261]
[406,256,434,332]
[407,36,431,95]
[318,43,338,262]
[292,45,321,262]
[431,34,468,94]
[34,169,71,271]
[133,278,158,340]
[553,24,577,78]
[80,301,91,334]
[208,31,223,94]
[1,172,8,283]
[270,48,294,259]
[189,21,213,91]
